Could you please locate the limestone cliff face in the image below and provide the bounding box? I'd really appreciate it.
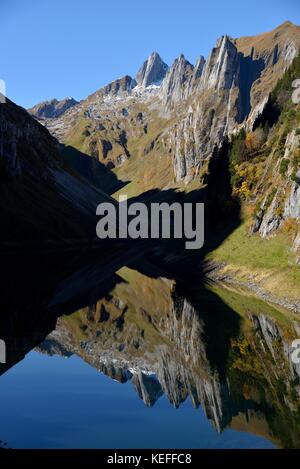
[285,177,300,219]
[161,54,194,105]
[193,56,206,81]
[235,20,300,111]
[169,90,237,182]
[167,33,274,182]
[252,130,300,238]
[99,75,137,98]
[201,35,240,91]
[161,22,300,183]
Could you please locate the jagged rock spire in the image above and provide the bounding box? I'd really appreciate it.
[136,52,169,87]
[201,35,239,90]
[161,54,194,104]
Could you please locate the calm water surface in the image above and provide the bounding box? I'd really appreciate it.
[0,252,298,449]
[0,352,274,449]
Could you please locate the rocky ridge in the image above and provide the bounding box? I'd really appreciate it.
[28,21,300,256]
[29,97,78,119]
[31,22,300,182]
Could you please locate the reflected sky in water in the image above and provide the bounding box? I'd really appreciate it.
[0,252,299,449]
[0,351,275,449]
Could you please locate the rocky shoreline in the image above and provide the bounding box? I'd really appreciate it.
[205,261,300,314]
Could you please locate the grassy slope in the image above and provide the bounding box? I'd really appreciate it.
[206,213,300,300]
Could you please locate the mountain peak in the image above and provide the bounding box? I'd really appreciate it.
[161,54,194,104]
[136,52,169,87]
[149,51,160,59]
[99,75,137,97]
[174,53,193,68]
[29,96,78,119]
[194,56,206,79]
[278,20,295,28]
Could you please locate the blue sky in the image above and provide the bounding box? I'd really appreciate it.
[1,0,300,108]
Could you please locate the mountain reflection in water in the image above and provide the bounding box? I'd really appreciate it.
[0,251,300,449]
